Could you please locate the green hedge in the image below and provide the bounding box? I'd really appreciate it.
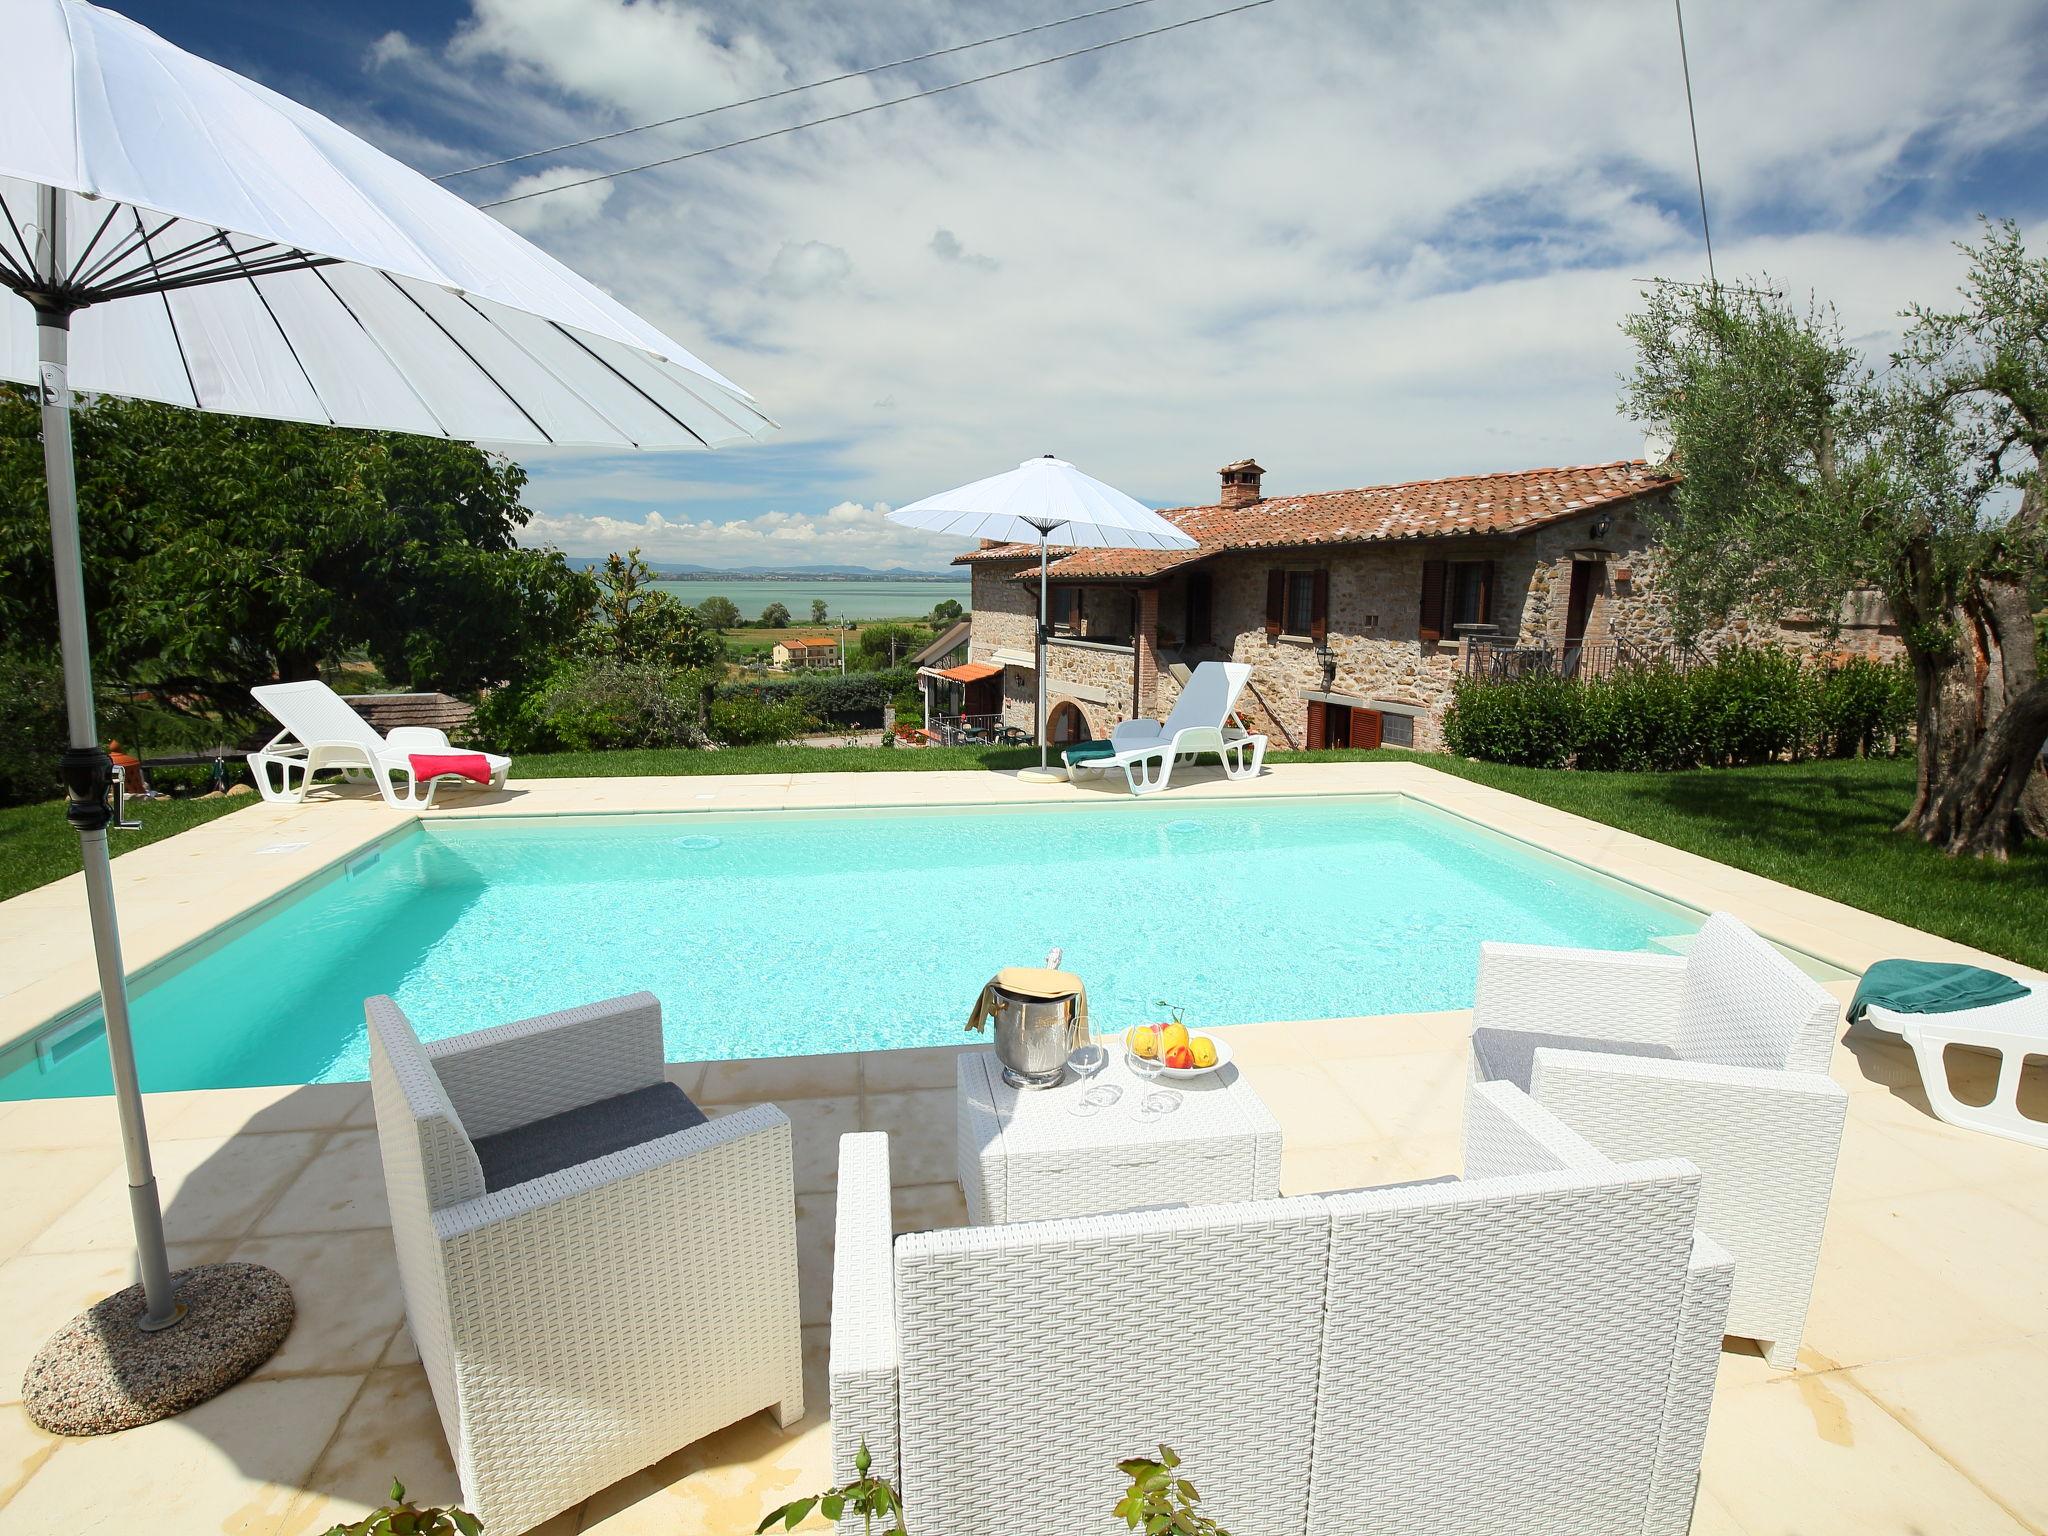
[1443,649,1913,771]
[724,667,913,726]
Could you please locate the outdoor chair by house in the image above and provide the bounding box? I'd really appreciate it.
[1063,660,1267,795]
[366,992,803,1535]
[1469,912,1847,1369]
[250,679,510,808]
[830,1081,1731,1536]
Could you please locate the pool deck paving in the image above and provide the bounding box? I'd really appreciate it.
[0,761,2043,1534]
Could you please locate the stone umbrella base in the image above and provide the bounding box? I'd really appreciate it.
[22,1262,294,1435]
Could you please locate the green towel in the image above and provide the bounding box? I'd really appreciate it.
[1848,959,2031,1024]
[1061,738,1116,765]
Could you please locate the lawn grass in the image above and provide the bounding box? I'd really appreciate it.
[5,746,2042,970]
[0,793,262,905]
[1296,750,2048,969]
[515,743,1041,777]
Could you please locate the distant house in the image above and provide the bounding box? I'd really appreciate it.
[771,635,840,671]
[957,457,1901,751]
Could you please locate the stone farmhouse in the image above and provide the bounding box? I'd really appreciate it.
[955,457,1901,752]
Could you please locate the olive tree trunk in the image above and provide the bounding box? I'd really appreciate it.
[1898,567,2048,859]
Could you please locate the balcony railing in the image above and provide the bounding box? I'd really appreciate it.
[1464,638,1709,681]
[923,713,1029,746]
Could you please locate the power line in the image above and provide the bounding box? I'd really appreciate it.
[436,0,1169,182]
[1672,0,1716,290]
[478,0,1277,210]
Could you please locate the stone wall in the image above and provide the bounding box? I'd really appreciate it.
[968,563,1039,731]
[967,491,1903,753]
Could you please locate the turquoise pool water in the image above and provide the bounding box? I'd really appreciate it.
[1,797,1699,1099]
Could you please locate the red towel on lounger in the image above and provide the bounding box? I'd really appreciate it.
[408,752,494,785]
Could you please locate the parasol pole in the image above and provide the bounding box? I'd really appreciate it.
[31,186,181,1329]
[1037,533,1050,767]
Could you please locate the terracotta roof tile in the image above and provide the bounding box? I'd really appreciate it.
[955,459,1676,583]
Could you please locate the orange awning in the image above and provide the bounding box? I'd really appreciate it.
[935,661,1002,683]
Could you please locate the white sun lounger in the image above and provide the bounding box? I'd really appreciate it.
[249,679,509,808]
[1065,660,1268,796]
[1860,990,2048,1150]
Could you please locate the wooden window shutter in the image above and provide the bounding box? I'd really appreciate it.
[1352,708,1383,750]
[1419,558,1447,641]
[1264,570,1284,638]
[1477,560,1495,625]
[1310,569,1329,642]
[1306,698,1327,750]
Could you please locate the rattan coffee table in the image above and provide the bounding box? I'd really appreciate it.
[955,1039,1283,1225]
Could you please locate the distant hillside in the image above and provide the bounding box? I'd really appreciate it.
[569,559,966,581]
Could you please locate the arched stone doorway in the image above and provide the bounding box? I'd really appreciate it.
[1046,701,1090,745]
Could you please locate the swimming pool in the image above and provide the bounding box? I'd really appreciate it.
[1,796,1703,1099]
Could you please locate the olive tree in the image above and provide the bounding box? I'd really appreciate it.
[1621,219,2046,857]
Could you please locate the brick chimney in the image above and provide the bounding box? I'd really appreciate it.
[1219,459,1264,507]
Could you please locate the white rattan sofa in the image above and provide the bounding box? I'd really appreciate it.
[1470,912,1848,1369]
[831,1082,1732,1536]
[366,991,804,1535]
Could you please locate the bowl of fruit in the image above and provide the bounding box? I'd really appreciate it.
[1124,1002,1233,1080]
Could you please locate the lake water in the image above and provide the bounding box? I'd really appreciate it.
[652,578,970,621]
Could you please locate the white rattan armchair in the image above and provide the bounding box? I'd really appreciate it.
[366,992,803,1535]
[1470,912,1848,1369]
[830,1081,1732,1536]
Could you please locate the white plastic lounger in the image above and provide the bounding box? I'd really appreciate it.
[249,679,509,809]
[1066,660,1268,796]
[1861,991,2048,1150]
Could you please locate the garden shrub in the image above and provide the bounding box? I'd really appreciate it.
[1574,663,1697,771]
[1688,646,1808,766]
[1806,655,1914,758]
[0,650,69,806]
[1444,649,1915,772]
[733,667,914,727]
[481,659,711,753]
[707,692,814,746]
[1442,675,1582,768]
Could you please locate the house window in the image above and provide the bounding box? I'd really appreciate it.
[1050,586,1081,633]
[1419,557,1493,641]
[1183,571,1213,647]
[1284,572,1317,636]
[1266,567,1329,640]
[1051,586,1133,644]
[1449,561,1492,629]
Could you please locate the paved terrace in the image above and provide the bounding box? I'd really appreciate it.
[0,762,2043,1535]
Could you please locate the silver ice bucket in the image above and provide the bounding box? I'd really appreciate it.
[989,982,1082,1089]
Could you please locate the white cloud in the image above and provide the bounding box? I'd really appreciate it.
[350,0,2047,558]
[930,228,998,271]
[762,239,853,297]
[491,165,616,233]
[447,0,785,119]
[520,497,967,568]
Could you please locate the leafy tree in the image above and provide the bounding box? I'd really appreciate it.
[856,622,927,667]
[582,548,723,669]
[1890,220,2048,854]
[810,597,830,623]
[1621,222,2048,856]
[0,388,593,721]
[929,596,965,624]
[760,601,791,628]
[694,593,742,630]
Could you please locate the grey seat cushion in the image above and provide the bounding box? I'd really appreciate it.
[473,1081,708,1192]
[1470,1028,1678,1094]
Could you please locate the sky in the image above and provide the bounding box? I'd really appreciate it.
[106,0,2048,571]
